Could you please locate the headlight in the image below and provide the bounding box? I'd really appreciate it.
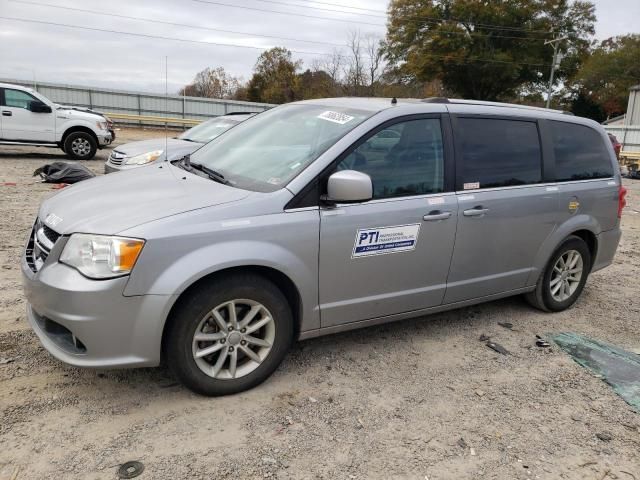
[124,150,164,165]
[96,121,108,130]
[60,234,145,279]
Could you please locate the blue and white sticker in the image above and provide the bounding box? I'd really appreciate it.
[352,224,421,258]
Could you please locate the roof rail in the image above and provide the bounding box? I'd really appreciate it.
[224,111,258,116]
[421,97,450,104]
[445,98,569,114]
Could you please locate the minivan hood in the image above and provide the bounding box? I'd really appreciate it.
[113,138,203,160]
[39,164,250,235]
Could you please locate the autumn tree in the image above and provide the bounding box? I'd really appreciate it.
[570,34,640,118]
[247,47,302,104]
[180,67,243,99]
[385,0,596,101]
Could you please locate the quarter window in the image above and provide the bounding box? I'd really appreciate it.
[457,118,542,189]
[336,118,444,199]
[3,89,38,109]
[550,121,613,181]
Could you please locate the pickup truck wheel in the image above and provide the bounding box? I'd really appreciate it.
[525,235,591,312]
[166,274,294,396]
[64,131,97,160]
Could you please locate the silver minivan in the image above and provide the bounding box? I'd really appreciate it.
[22,98,626,395]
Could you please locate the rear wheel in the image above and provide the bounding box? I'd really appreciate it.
[64,131,97,160]
[165,274,294,396]
[526,235,591,312]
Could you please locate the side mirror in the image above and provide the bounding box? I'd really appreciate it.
[28,101,52,113]
[325,170,372,204]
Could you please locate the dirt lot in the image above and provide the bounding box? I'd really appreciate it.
[1,129,639,479]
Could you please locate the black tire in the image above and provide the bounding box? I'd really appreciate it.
[63,131,97,160]
[165,274,294,396]
[525,235,592,312]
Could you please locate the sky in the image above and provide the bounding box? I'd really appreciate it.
[0,0,638,94]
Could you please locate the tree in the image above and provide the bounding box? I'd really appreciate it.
[570,35,640,118]
[384,0,596,101]
[295,69,339,99]
[179,67,243,99]
[247,47,302,104]
[342,31,386,96]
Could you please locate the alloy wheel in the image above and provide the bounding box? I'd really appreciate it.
[550,249,584,302]
[191,299,275,380]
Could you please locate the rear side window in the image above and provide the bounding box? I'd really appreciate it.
[456,118,542,189]
[550,121,613,181]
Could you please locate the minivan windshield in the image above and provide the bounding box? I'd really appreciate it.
[188,104,373,192]
[179,117,241,143]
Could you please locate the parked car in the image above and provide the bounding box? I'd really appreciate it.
[104,113,254,173]
[608,133,621,159]
[22,98,625,396]
[0,82,112,160]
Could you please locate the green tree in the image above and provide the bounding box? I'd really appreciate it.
[247,47,302,104]
[294,69,338,99]
[385,0,595,101]
[571,35,640,118]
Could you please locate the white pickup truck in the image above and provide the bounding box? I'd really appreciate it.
[0,82,112,160]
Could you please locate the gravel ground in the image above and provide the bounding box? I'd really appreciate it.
[1,129,639,479]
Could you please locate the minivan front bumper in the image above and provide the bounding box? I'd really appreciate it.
[22,246,172,369]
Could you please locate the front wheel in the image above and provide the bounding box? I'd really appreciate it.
[64,131,97,160]
[526,235,592,312]
[165,274,294,396]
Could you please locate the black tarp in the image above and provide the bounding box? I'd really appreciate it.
[33,162,95,184]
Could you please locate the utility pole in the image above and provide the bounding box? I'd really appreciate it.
[545,36,568,109]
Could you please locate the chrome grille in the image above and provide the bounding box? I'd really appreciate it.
[25,219,60,273]
[108,150,127,166]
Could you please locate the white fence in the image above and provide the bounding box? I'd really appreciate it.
[1,78,274,127]
[603,125,640,153]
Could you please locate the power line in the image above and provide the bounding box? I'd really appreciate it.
[192,0,386,27]
[193,0,550,42]
[15,12,634,73]
[253,0,555,36]
[8,0,346,48]
[0,14,559,69]
[0,15,337,56]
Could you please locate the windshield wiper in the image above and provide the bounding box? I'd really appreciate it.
[190,161,231,185]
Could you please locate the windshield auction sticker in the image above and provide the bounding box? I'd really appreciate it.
[317,111,355,125]
[352,224,420,258]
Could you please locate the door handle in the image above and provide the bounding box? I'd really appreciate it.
[423,210,452,221]
[1,111,12,116]
[463,206,489,217]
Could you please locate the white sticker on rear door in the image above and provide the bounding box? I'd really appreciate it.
[352,224,420,258]
[317,111,354,125]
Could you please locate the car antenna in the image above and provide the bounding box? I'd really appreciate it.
[391,97,397,105]
[164,55,168,164]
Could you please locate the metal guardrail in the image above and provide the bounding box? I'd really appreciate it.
[106,112,202,126]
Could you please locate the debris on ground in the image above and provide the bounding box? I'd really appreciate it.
[553,332,640,412]
[536,335,551,348]
[479,333,491,342]
[596,432,613,442]
[117,460,144,479]
[0,358,15,365]
[33,162,95,184]
[498,322,513,330]
[486,341,510,356]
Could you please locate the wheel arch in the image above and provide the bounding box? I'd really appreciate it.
[61,125,98,146]
[528,216,600,286]
[160,265,303,361]
[569,229,598,263]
